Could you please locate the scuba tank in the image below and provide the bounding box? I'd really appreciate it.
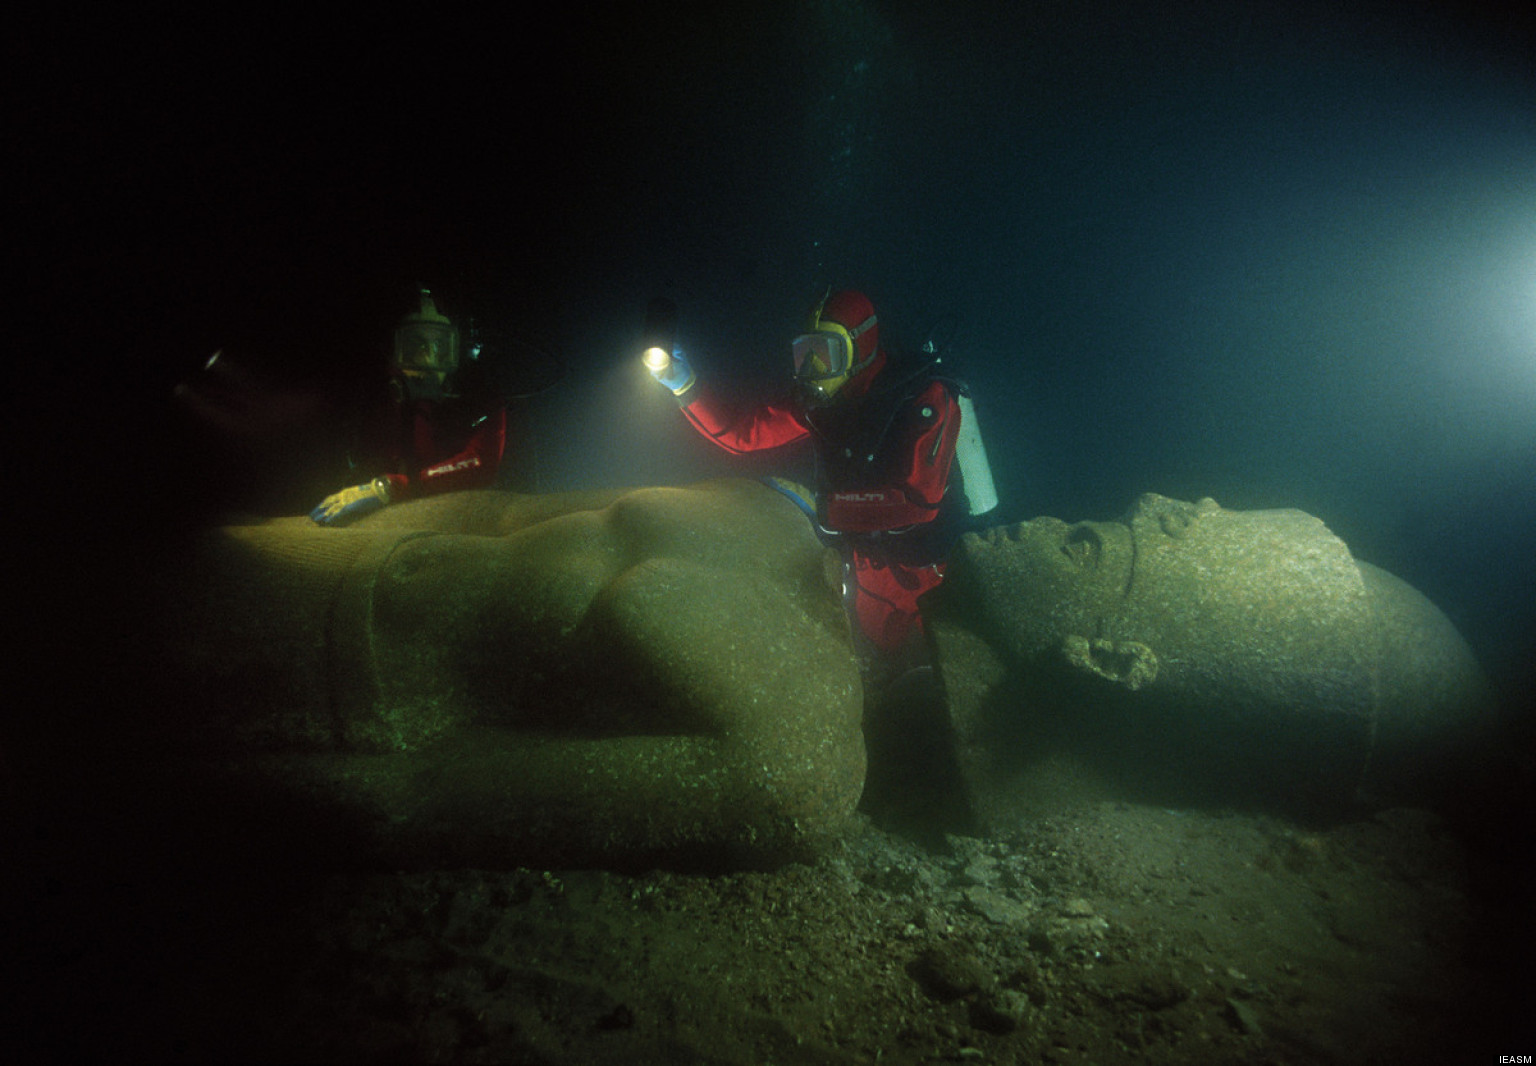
[922,319,998,518]
[953,392,998,517]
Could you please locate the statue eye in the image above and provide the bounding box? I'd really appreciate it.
[1062,525,1103,569]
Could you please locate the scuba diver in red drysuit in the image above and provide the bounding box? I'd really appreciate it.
[311,289,507,525]
[648,289,996,663]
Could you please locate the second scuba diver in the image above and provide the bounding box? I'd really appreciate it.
[647,288,996,670]
[311,288,508,525]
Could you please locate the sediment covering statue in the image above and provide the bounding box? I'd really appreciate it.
[924,493,1497,827]
[140,479,865,869]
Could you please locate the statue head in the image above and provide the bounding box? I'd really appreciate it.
[928,494,1496,819]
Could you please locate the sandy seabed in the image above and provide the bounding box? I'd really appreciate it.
[8,771,1533,1065]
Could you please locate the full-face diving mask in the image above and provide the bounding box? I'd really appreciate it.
[392,289,460,400]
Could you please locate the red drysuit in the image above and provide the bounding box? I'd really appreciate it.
[679,349,961,653]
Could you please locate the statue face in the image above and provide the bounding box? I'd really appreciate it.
[932,494,1496,817]
[971,516,1133,590]
[943,494,1376,707]
[948,515,1136,664]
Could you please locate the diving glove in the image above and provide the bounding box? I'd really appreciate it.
[310,477,393,526]
[648,347,696,396]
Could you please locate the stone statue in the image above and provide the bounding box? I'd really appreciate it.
[127,482,1497,868]
[137,479,866,869]
[924,494,1498,826]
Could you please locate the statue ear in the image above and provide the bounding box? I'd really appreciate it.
[1061,635,1159,691]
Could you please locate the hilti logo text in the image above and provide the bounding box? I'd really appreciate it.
[424,457,481,479]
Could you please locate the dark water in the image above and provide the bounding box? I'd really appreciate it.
[17,0,1536,697]
[8,8,1535,1061]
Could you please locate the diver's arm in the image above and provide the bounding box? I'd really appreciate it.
[648,347,809,453]
[319,406,507,522]
[410,407,508,497]
[680,384,810,454]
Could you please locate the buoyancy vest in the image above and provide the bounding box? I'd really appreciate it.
[804,352,996,523]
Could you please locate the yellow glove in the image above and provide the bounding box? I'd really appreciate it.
[310,477,393,526]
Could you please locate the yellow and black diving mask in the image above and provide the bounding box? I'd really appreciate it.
[791,309,875,405]
[792,329,852,379]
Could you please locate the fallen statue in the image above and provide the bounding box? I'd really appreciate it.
[137,479,865,869]
[130,482,1496,867]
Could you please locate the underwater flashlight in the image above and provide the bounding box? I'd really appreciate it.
[641,297,678,371]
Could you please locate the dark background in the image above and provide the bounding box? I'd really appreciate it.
[10,0,1535,702]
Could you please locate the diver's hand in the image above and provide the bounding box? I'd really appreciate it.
[648,347,696,396]
[310,478,392,526]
